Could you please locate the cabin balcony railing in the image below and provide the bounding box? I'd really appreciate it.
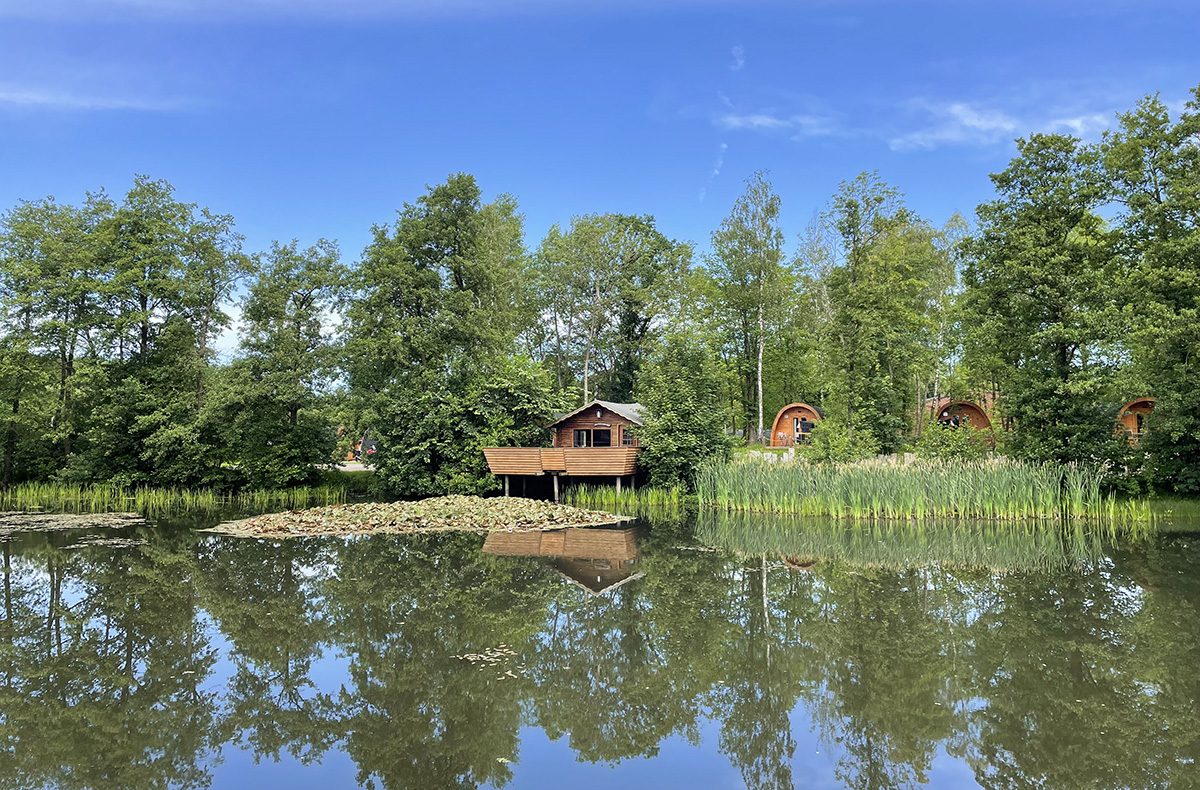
[483,446,639,477]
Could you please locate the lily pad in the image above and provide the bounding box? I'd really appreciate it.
[0,511,145,536]
[207,495,630,538]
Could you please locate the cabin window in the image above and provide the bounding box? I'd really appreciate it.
[621,427,636,446]
[593,429,612,447]
[573,429,590,447]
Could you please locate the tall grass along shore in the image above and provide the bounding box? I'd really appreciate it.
[0,482,347,514]
[696,457,1151,523]
[564,484,685,511]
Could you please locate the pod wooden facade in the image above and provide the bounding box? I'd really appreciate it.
[1116,397,1155,443]
[770,403,822,447]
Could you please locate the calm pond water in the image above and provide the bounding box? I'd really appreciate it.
[1,506,1198,790]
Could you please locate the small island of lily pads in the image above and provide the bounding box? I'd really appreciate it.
[208,495,631,539]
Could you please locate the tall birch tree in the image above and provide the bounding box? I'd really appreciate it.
[710,171,786,442]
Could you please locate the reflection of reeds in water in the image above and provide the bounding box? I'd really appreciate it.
[696,458,1151,523]
[694,509,1150,572]
[0,482,347,514]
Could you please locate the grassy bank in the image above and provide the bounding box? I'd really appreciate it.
[0,482,347,514]
[696,457,1151,522]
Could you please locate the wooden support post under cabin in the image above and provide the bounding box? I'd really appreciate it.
[504,475,510,497]
[616,476,622,494]
[552,474,560,503]
[521,477,526,496]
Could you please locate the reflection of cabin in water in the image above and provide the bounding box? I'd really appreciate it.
[1116,397,1155,444]
[770,403,822,447]
[483,401,643,500]
[482,528,642,596]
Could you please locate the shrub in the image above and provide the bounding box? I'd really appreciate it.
[801,418,880,464]
[914,419,990,461]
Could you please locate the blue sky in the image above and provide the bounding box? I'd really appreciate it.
[1,0,1198,263]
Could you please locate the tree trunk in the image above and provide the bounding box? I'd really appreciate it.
[914,375,922,439]
[582,329,594,405]
[3,395,17,486]
[552,316,565,391]
[757,306,765,443]
[196,307,213,413]
[932,362,941,421]
[139,291,150,357]
[59,345,73,456]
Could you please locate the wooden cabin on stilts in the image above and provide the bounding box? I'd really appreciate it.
[483,400,644,501]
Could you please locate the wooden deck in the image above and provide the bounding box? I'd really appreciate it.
[483,446,639,477]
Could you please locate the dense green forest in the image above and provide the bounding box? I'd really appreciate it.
[1,87,1197,494]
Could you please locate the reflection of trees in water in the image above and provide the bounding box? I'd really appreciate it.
[795,566,965,790]
[196,536,340,765]
[712,555,803,790]
[324,533,557,790]
[963,540,1200,790]
[526,577,701,763]
[0,530,220,790]
[1,524,1199,790]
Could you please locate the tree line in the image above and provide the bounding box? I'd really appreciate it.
[1,85,1197,493]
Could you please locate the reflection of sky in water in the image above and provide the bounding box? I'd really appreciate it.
[1,514,1197,790]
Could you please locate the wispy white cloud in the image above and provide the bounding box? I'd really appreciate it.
[0,84,184,111]
[698,141,729,202]
[1047,112,1109,137]
[888,101,1019,150]
[711,141,727,177]
[889,98,1118,151]
[716,110,834,138]
[729,45,745,72]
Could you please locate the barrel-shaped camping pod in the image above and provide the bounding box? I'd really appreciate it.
[770,403,821,447]
[935,400,993,431]
[1116,397,1155,443]
[928,397,996,448]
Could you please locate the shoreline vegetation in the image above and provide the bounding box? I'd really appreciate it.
[0,482,347,514]
[697,457,1144,522]
[572,457,1158,525]
[207,495,631,539]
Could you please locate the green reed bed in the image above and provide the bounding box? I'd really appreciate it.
[565,484,686,512]
[696,457,1148,523]
[694,509,1148,572]
[0,482,347,514]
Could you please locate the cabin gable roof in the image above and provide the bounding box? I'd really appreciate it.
[549,400,645,428]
